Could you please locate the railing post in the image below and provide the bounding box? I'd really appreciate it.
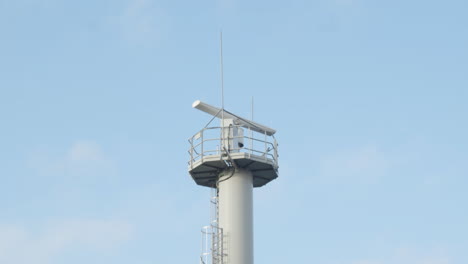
[201,130,204,163]
[264,130,267,161]
[190,138,193,168]
[274,138,278,164]
[250,126,253,155]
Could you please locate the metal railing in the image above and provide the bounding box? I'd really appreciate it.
[188,125,278,169]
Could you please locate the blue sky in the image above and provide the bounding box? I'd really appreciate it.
[1,0,467,263]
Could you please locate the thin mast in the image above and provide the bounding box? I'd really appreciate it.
[220,31,225,155]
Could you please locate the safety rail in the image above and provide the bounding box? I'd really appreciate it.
[201,225,224,264]
[200,188,224,264]
[188,125,278,169]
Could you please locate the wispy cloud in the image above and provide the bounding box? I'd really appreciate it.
[318,145,388,183]
[111,0,169,44]
[334,0,358,7]
[216,0,237,12]
[0,219,134,264]
[352,246,450,264]
[317,0,363,32]
[67,141,104,162]
[27,140,116,178]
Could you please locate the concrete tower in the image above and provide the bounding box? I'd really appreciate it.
[188,100,279,264]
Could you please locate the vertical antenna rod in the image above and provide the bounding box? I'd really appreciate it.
[251,96,254,121]
[220,31,225,155]
[220,31,225,122]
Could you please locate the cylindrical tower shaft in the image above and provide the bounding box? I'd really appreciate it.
[218,168,254,264]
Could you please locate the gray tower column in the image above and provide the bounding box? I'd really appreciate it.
[218,168,254,264]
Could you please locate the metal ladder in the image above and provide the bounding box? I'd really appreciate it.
[200,188,224,264]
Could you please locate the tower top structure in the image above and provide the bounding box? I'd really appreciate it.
[188,100,279,188]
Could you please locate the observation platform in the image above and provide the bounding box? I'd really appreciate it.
[188,125,279,188]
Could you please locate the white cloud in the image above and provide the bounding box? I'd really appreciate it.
[27,140,116,179]
[318,145,388,183]
[0,220,134,264]
[216,0,236,12]
[335,0,357,7]
[112,0,169,44]
[352,246,450,264]
[316,0,363,32]
[352,261,383,264]
[68,141,104,162]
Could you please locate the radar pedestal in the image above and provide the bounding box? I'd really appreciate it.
[188,100,279,264]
